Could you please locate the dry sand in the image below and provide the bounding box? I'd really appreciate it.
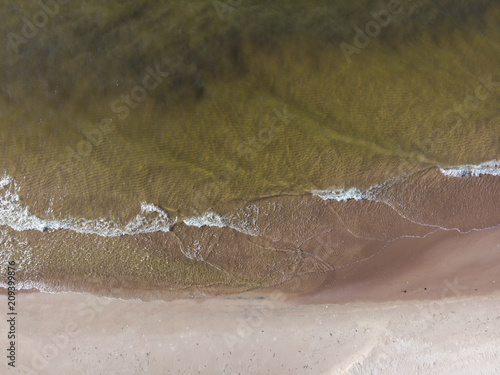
[1,290,499,374]
[1,225,499,374]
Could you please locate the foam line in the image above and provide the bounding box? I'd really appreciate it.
[439,159,500,177]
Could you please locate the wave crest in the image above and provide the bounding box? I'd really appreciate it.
[312,187,370,202]
[439,160,500,177]
[0,174,176,236]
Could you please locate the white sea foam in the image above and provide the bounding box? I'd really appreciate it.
[184,212,228,228]
[312,187,370,202]
[1,157,499,237]
[314,159,500,202]
[0,174,176,236]
[124,203,176,234]
[183,209,260,236]
[0,175,52,232]
[0,227,31,274]
[439,159,500,178]
[311,181,394,202]
[0,173,261,237]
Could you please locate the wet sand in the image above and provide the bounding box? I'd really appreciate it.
[1,214,500,373]
[296,225,500,304]
[2,170,498,300]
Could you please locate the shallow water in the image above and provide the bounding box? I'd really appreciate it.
[0,0,499,296]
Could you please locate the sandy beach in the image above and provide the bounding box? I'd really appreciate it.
[1,224,499,374]
[1,171,497,300]
[1,0,499,299]
[1,1,499,374]
[297,225,500,304]
[2,291,500,374]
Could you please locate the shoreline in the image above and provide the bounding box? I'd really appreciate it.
[0,160,498,236]
[3,221,499,305]
[1,170,499,302]
[294,225,500,304]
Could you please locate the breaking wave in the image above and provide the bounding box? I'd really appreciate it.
[439,159,500,178]
[0,174,176,236]
[1,159,498,236]
[312,187,371,202]
[184,212,228,228]
[0,173,259,237]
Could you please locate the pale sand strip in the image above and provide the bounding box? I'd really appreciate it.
[1,289,499,374]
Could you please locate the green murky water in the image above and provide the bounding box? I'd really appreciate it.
[0,0,499,295]
[1,0,499,221]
